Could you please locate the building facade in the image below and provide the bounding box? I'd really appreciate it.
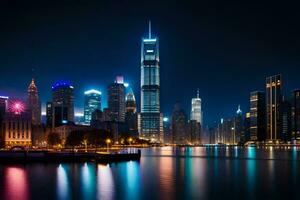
[250,91,266,141]
[170,103,187,144]
[140,22,163,142]
[52,81,74,127]
[125,91,138,137]
[266,74,282,142]
[84,89,101,125]
[107,76,126,122]
[291,89,300,141]
[27,79,41,125]
[2,112,32,147]
[190,89,203,126]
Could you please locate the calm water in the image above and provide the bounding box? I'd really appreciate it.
[0,147,299,200]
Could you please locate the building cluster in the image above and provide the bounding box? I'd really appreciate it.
[210,74,300,145]
[2,23,297,148]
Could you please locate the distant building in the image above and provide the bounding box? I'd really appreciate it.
[46,102,53,127]
[0,96,9,146]
[233,105,243,144]
[2,112,32,147]
[108,76,125,122]
[250,91,266,141]
[84,89,101,125]
[125,90,138,137]
[243,112,251,143]
[163,117,171,143]
[140,22,163,143]
[291,89,300,141]
[52,81,74,127]
[266,74,282,142]
[282,99,292,142]
[187,120,201,144]
[27,79,41,125]
[190,89,203,126]
[170,103,187,144]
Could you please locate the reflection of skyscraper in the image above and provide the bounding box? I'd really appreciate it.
[140,22,163,142]
[84,89,101,125]
[27,79,41,125]
[190,89,203,126]
[266,74,282,141]
[108,76,125,122]
[52,81,74,127]
[250,91,266,141]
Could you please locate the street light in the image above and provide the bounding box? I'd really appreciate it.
[128,137,133,153]
[106,138,111,152]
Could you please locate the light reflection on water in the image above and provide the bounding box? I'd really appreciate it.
[0,147,300,200]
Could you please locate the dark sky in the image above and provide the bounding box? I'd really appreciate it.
[0,0,300,126]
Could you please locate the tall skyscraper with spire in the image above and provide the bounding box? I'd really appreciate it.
[190,89,203,126]
[140,21,163,142]
[27,79,41,125]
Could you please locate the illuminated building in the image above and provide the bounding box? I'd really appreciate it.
[266,74,282,142]
[233,105,243,144]
[46,102,53,127]
[2,110,31,147]
[27,79,41,125]
[125,90,138,136]
[282,99,292,141]
[243,112,251,142]
[140,21,163,142]
[84,89,101,125]
[52,81,74,127]
[0,96,8,121]
[108,76,125,122]
[250,91,266,141]
[170,103,187,144]
[188,120,201,144]
[291,89,300,141]
[190,89,203,126]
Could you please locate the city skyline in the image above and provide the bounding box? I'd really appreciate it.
[1,1,300,126]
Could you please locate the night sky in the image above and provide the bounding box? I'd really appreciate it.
[0,1,300,126]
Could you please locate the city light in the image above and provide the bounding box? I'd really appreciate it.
[163,117,169,122]
[8,100,25,114]
[84,89,101,95]
[124,83,129,88]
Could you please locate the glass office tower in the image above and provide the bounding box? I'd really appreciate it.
[140,22,163,142]
[84,89,101,125]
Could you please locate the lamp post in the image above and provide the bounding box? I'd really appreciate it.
[128,137,133,153]
[106,138,111,152]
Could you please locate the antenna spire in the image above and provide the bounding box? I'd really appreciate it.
[149,20,151,39]
[197,89,199,98]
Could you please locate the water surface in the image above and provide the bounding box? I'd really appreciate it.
[0,147,299,200]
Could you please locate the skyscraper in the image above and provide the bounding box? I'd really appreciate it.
[27,79,41,125]
[250,91,266,141]
[52,81,74,127]
[140,21,163,142]
[266,74,282,142]
[190,89,203,126]
[46,102,53,127]
[233,105,243,144]
[170,103,187,144]
[291,89,300,141]
[84,89,101,125]
[108,76,125,122]
[125,90,138,136]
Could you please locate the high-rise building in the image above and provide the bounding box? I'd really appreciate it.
[52,81,74,127]
[140,21,163,142]
[125,90,138,136]
[188,120,201,145]
[170,103,187,144]
[46,102,53,127]
[266,74,282,142]
[27,79,41,125]
[190,89,203,126]
[282,99,292,141]
[108,76,125,122]
[233,105,243,144]
[84,89,101,125]
[0,96,8,121]
[250,91,266,141]
[291,89,300,141]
